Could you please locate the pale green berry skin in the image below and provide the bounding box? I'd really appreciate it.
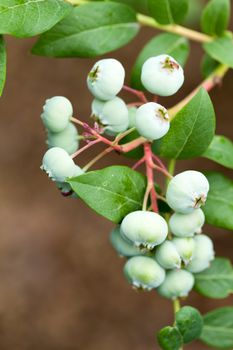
[110,227,142,257]
[186,234,215,273]
[166,171,209,214]
[92,97,129,135]
[47,122,79,155]
[41,147,78,182]
[41,96,73,133]
[155,240,181,269]
[120,210,168,250]
[158,269,194,299]
[56,181,73,195]
[124,256,165,290]
[169,209,205,237]
[135,102,170,141]
[172,237,195,265]
[141,54,184,96]
[87,59,125,101]
[128,107,137,128]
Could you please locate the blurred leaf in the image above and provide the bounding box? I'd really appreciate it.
[176,306,203,343]
[157,326,183,350]
[148,0,189,24]
[203,37,233,68]
[201,54,219,78]
[0,0,72,38]
[68,166,146,223]
[0,35,6,96]
[203,135,233,169]
[109,0,149,14]
[195,257,233,299]
[131,33,190,90]
[32,2,139,57]
[201,0,230,36]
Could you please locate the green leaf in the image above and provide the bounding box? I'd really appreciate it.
[68,166,146,223]
[195,257,233,299]
[201,0,230,36]
[0,35,6,96]
[157,326,183,350]
[110,0,149,14]
[176,306,203,343]
[203,37,233,68]
[203,135,233,169]
[157,88,215,159]
[203,172,233,230]
[201,54,219,79]
[131,33,190,90]
[148,0,189,24]
[200,307,233,349]
[0,0,72,38]
[32,2,139,58]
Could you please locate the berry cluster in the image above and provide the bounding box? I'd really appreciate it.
[40,55,215,301]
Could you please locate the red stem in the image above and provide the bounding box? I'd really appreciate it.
[71,139,101,158]
[144,143,158,213]
[123,85,148,103]
[132,156,145,170]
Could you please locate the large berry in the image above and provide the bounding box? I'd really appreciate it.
[135,102,170,141]
[186,234,215,273]
[47,122,79,155]
[169,209,205,237]
[141,54,184,96]
[155,240,181,269]
[41,147,80,182]
[87,59,125,101]
[158,269,194,299]
[110,227,141,257]
[92,97,129,135]
[172,237,195,265]
[124,256,165,290]
[41,96,73,133]
[120,210,168,250]
[166,171,209,214]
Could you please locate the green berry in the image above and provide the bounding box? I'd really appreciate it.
[158,269,194,299]
[169,209,205,237]
[172,237,195,265]
[155,240,181,269]
[110,227,142,257]
[47,122,79,155]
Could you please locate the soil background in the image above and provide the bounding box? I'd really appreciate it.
[0,5,232,350]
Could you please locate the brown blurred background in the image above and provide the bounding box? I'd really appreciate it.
[0,6,233,350]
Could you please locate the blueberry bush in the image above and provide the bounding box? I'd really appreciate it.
[0,0,233,349]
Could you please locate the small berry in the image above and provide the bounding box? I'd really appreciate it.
[186,234,215,273]
[172,237,195,265]
[128,106,137,128]
[47,122,79,155]
[110,227,142,257]
[169,209,205,237]
[87,58,125,101]
[135,102,170,141]
[41,96,73,133]
[158,269,194,299]
[124,256,165,290]
[120,210,168,250]
[155,240,181,269]
[141,54,184,96]
[166,171,209,214]
[92,97,129,135]
[41,147,80,182]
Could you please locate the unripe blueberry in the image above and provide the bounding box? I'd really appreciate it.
[158,269,194,299]
[169,209,205,237]
[41,147,79,182]
[47,122,79,155]
[128,106,137,128]
[186,234,215,273]
[166,171,209,214]
[120,211,168,250]
[41,96,73,133]
[124,256,165,290]
[135,102,170,141]
[55,166,83,195]
[172,237,195,265]
[155,240,181,269]
[141,54,184,96]
[87,59,125,101]
[110,227,142,257]
[92,97,129,135]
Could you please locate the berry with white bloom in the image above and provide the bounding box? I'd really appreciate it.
[158,269,194,299]
[110,227,142,257]
[124,256,165,290]
[135,102,170,141]
[166,171,209,214]
[172,237,195,265]
[120,210,168,250]
[47,122,79,155]
[141,54,184,96]
[186,234,215,273]
[155,240,181,269]
[41,96,73,133]
[169,209,205,237]
[87,59,125,101]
